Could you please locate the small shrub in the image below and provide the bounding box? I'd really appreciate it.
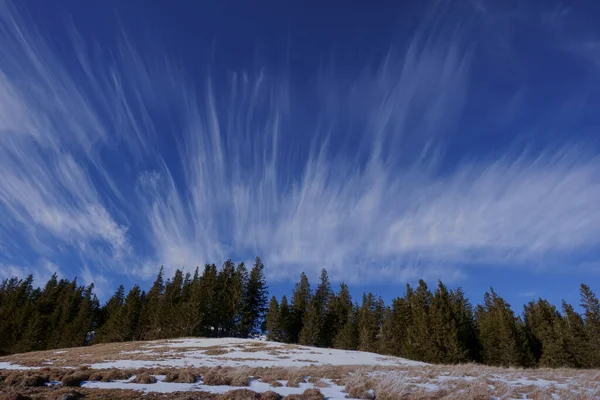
[286,374,305,388]
[177,371,198,383]
[205,349,229,356]
[0,393,33,400]
[61,371,90,387]
[101,369,132,382]
[164,372,179,382]
[260,391,282,400]
[3,372,22,386]
[20,374,48,387]
[134,373,156,384]
[87,372,103,381]
[56,390,84,400]
[229,371,250,387]
[218,389,261,400]
[300,389,325,400]
[203,368,231,385]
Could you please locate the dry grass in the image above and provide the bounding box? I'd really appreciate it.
[202,366,251,386]
[217,388,261,399]
[133,373,156,384]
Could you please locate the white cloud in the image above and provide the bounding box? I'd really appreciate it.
[1,0,599,290]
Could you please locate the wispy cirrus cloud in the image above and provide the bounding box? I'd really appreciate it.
[1,0,599,294]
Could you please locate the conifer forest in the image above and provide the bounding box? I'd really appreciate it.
[1,257,600,369]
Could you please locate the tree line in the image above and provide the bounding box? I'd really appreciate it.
[266,269,600,368]
[1,260,599,369]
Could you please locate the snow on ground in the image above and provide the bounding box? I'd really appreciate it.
[90,337,427,370]
[0,362,40,370]
[82,375,355,399]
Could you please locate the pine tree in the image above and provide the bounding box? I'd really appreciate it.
[265,296,282,341]
[580,284,600,367]
[120,285,143,341]
[450,287,480,362]
[329,283,353,348]
[299,269,331,347]
[97,285,125,343]
[139,267,165,340]
[279,295,291,343]
[429,281,466,364]
[475,288,529,367]
[380,297,411,357]
[333,305,359,350]
[290,272,311,343]
[523,299,571,367]
[357,293,379,352]
[162,269,184,337]
[299,300,321,346]
[405,281,434,362]
[239,257,269,337]
[561,300,591,368]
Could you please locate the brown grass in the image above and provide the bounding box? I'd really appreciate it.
[61,371,90,387]
[163,369,197,383]
[217,388,261,399]
[260,391,282,400]
[202,366,251,386]
[133,373,156,384]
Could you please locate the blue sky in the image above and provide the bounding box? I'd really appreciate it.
[1,0,600,312]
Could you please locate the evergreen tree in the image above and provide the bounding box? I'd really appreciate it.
[139,267,165,340]
[580,284,600,367]
[279,295,291,343]
[429,281,466,364]
[405,281,434,362]
[120,285,143,341]
[450,287,480,362]
[357,293,378,352]
[290,272,311,343]
[475,289,529,367]
[380,297,411,357]
[299,269,331,347]
[333,305,359,350]
[239,257,269,337]
[561,300,591,368]
[523,299,571,367]
[299,300,321,346]
[265,296,282,341]
[329,283,353,348]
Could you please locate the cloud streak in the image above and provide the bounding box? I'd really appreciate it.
[1,1,599,292]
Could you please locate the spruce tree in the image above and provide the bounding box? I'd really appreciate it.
[139,267,165,340]
[279,295,291,343]
[475,288,528,367]
[265,296,282,341]
[239,257,269,337]
[561,300,591,368]
[299,269,331,347]
[380,297,411,357]
[357,293,378,352]
[405,281,434,362]
[329,283,353,348]
[429,281,466,364]
[299,300,321,346]
[290,272,311,343]
[523,299,571,367]
[333,305,359,350]
[580,284,600,367]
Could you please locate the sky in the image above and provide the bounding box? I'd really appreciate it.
[1,0,600,312]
